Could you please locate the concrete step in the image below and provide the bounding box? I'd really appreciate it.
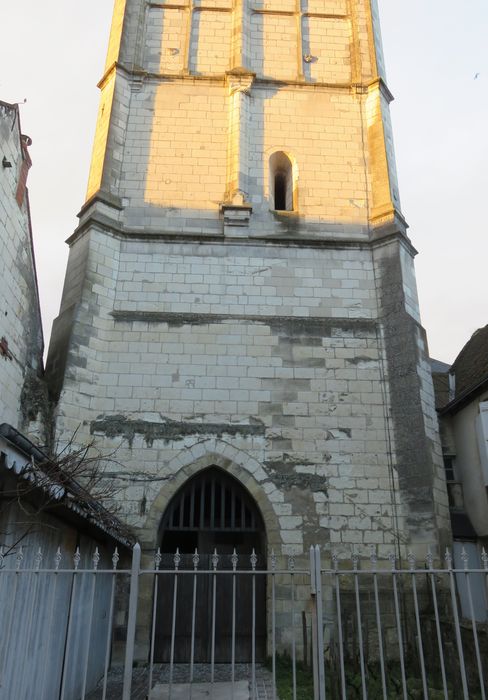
[151,680,249,699]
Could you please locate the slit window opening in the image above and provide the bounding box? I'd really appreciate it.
[274,173,287,210]
[269,151,295,211]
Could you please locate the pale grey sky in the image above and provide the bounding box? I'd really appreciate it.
[1,1,487,364]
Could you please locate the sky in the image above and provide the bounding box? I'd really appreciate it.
[0,1,487,365]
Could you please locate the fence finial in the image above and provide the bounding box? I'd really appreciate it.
[351,548,359,571]
[250,548,257,571]
[54,547,62,571]
[113,547,120,570]
[212,548,219,570]
[174,548,181,570]
[231,548,238,571]
[388,551,397,571]
[270,549,276,571]
[35,547,43,571]
[193,548,200,570]
[407,551,416,571]
[369,544,377,569]
[16,546,24,571]
[288,551,296,572]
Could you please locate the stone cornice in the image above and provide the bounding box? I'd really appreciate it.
[67,214,378,251]
[77,190,123,219]
[110,310,377,331]
[366,76,395,104]
[95,61,395,96]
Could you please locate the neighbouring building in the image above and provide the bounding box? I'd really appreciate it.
[0,100,45,439]
[0,101,133,698]
[45,0,450,659]
[431,327,488,621]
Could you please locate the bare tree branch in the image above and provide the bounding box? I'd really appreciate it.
[0,432,132,557]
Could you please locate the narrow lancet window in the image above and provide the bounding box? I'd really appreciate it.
[274,173,287,210]
[269,151,295,211]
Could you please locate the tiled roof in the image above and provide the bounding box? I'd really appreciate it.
[451,325,488,398]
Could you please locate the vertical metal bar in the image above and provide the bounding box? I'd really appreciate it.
[389,553,408,700]
[445,548,469,699]
[221,485,226,529]
[271,550,277,700]
[460,548,486,700]
[180,492,185,528]
[369,548,387,700]
[210,549,219,692]
[251,549,257,700]
[169,549,181,700]
[290,553,297,700]
[60,548,82,700]
[41,549,62,700]
[352,551,367,699]
[200,480,205,529]
[332,554,346,700]
[407,553,428,700]
[148,549,162,699]
[81,548,101,699]
[122,543,141,700]
[314,546,326,700]
[190,483,196,529]
[231,549,238,700]
[426,549,449,700]
[190,549,200,685]
[210,478,215,530]
[310,547,319,700]
[102,549,120,700]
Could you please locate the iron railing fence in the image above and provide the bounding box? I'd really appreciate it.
[312,545,488,700]
[0,543,487,700]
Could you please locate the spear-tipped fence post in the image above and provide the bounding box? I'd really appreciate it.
[122,543,141,700]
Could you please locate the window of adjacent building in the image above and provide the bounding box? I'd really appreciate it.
[269,151,295,211]
[443,455,456,481]
[476,401,488,486]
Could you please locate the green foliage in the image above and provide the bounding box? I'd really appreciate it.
[267,654,314,700]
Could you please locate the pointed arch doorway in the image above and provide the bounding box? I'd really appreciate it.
[154,467,267,663]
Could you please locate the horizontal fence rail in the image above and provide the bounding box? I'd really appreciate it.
[0,543,487,699]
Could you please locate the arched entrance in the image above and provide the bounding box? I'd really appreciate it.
[155,467,267,663]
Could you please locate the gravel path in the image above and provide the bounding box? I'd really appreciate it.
[87,663,279,699]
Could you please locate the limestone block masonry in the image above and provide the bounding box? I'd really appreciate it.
[0,101,45,435]
[46,0,450,580]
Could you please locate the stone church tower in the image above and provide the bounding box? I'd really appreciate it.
[47,0,450,565]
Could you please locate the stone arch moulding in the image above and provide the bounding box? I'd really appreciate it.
[141,440,282,552]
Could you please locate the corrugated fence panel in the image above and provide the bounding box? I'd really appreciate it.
[0,503,115,700]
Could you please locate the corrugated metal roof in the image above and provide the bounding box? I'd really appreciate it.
[0,423,134,547]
